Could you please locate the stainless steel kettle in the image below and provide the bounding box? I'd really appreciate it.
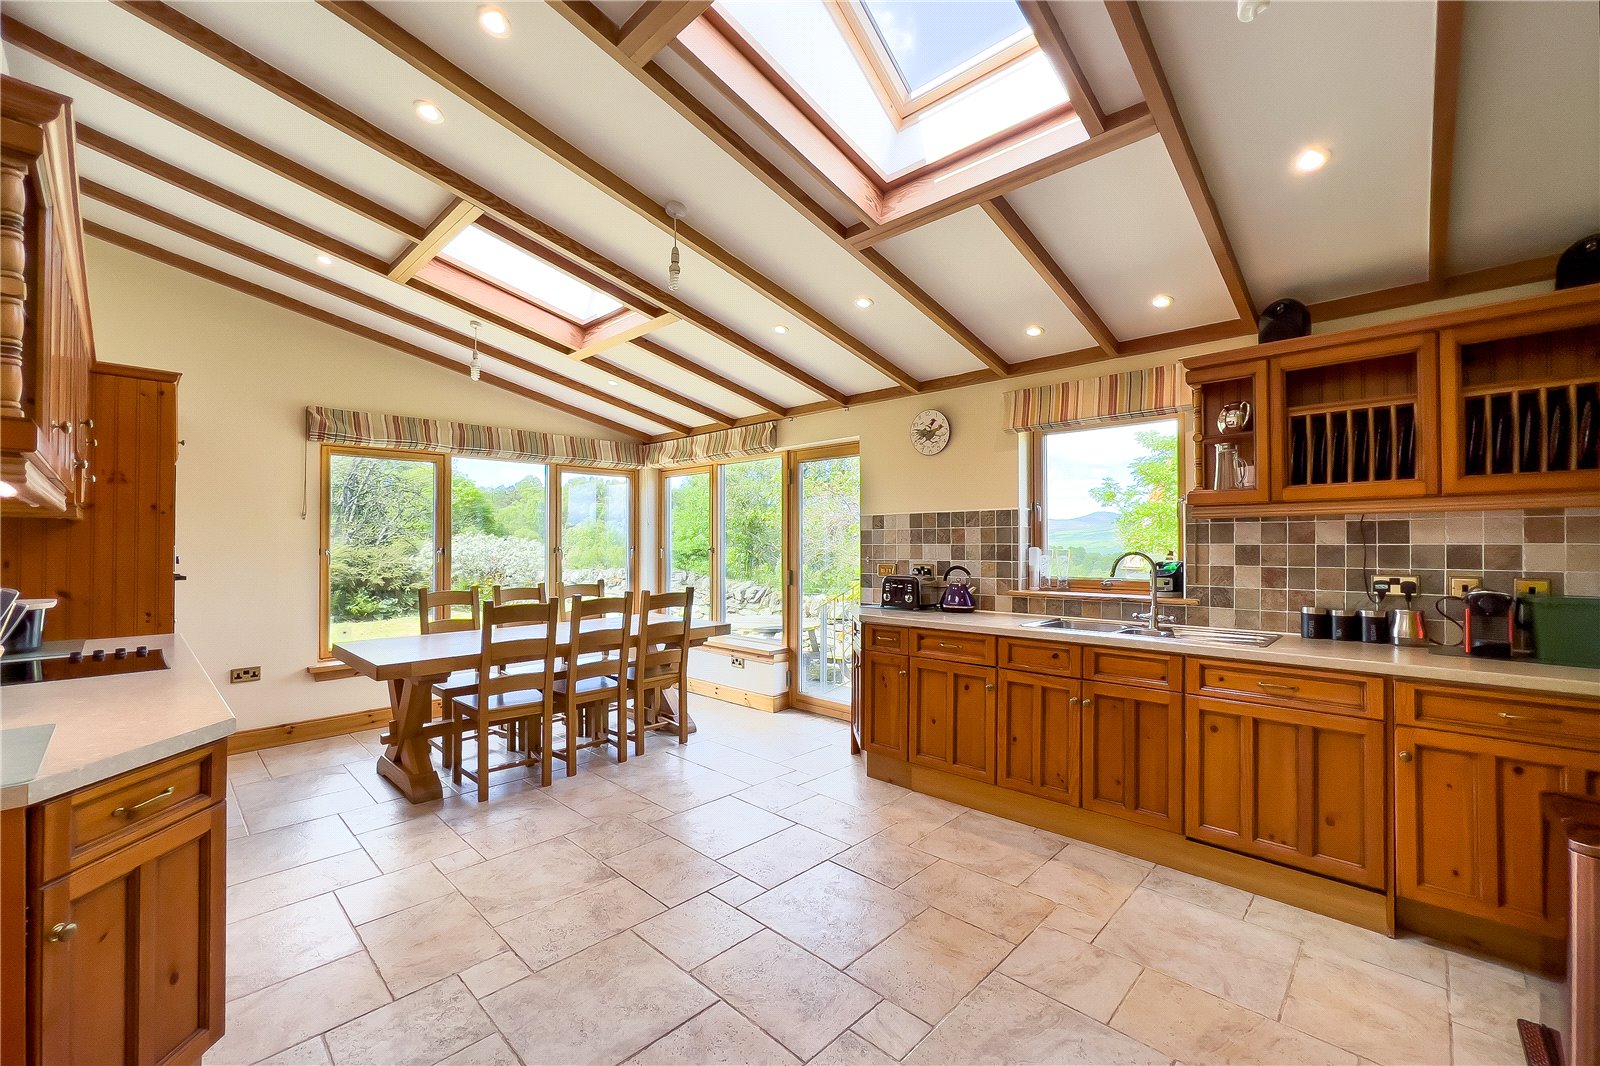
[940,565,976,612]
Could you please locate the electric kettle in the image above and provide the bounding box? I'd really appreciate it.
[940,566,976,613]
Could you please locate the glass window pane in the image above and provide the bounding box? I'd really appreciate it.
[1040,419,1182,580]
[327,453,438,647]
[450,458,548,594]
[665,471,714,620]
[798,455,861,704]
[442,225,625,324]
[559,471,632,594]
[860,0,1030,95]
[720,457,784,642]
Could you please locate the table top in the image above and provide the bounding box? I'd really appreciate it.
[333,618,732,681]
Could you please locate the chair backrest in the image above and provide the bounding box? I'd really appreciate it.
[561,580,605,619]
[564,594,632,684]
[473,598,559,706]
[634,588,694,689]
[418,587,480,634]
[493,583,547,606]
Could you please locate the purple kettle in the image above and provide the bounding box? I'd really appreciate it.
[940,566,976,612]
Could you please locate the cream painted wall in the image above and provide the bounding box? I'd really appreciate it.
[83,238,629,732]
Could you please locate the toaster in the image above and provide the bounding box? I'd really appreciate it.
[881,575,944,610]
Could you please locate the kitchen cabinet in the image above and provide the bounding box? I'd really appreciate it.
[861,647,909,761]
[997,669,1080,804]
[1080,681,1182,832]
[1187,696,1385,888]
[909,657,996,783]
[1395,726,1600,938]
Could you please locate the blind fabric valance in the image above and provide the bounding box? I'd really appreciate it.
[305,406,644,470]
[1005,365,1189,433]
[643,422,778,467]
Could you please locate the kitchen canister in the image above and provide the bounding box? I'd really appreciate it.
[1330,608,1360,641]
[1300,606,1331,640]
[1359,609,1391,643]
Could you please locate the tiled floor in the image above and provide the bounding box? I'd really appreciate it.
[211,698,1562,1066]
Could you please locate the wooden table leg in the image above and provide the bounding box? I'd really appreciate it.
[377,676,444,803]
[655,688,698,736]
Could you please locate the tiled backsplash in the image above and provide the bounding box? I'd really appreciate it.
[863,506,1600,637]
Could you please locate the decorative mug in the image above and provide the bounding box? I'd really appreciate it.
[1217,400,1252,432]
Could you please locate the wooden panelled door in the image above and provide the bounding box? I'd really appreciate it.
[1081,682,1182,832]
[860,649,908,760]
[908,658,996,783]
[996,669,1081,804]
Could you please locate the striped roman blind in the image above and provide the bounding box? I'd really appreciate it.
[643,421,778,467]
[305,406,644,470]
[1005,364,1189,432]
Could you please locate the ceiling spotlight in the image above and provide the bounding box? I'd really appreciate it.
[477,5,510,37]
[1024,324,1044,337]
[314,253,334,267]
[773,325,789,335]
[607,379,620,387]
[665,200,687,291]
[854,296,875,309]
[1151,293,1174,309]
[1237,0,1270,22]
[1294,146,1330,173]
[414,99,445,124]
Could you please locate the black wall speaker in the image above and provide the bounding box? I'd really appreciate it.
[1555,233,1600,290]
[1257,298,1311,342]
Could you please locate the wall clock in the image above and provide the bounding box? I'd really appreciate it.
[910,409,951,455]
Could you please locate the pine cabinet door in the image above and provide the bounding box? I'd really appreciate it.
[861,650,909,760]
[909,659,996,783]
[997,669,1081,804]
[1081,681,1182,832]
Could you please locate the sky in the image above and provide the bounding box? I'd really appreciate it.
[861,0,1030,93]
[1043,420,1175,521]
[455,457,546,489]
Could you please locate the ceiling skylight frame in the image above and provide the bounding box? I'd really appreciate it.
[440,223,628,327]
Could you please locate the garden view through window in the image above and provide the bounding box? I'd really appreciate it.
[1037,418,1182,582]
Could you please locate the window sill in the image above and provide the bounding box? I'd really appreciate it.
[699,637,790,662]
[306,663,360,682]
[1006,589,1201,606]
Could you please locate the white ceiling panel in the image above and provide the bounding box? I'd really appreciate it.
[1143,0,1435,305]
[603,345,770,423]
[1449,1,1600,274]
[1044,0,1144,114]
[1008,137,1237,338]
[878,208,1097,360]
[651,322,821,412]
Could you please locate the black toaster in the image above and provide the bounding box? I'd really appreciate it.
[881,575,943,610]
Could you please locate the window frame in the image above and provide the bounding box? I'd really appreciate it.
[1027,414,1188,594]
[785,441,861,715]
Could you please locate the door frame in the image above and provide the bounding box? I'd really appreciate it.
[785,442,861,718]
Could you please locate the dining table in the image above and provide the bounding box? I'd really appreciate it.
[333,617,732,803]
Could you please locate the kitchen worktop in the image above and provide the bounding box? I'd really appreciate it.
[0,634,235,809]
[859,607,1600,699]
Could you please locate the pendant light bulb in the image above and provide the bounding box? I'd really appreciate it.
[665,200,687,292]
[469,319,482,382]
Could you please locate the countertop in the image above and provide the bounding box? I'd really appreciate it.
[0,634,236,810]
[859,607,1600,699]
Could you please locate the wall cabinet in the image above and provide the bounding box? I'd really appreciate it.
[996,669,1080,804]
[908,658,996,783]
[860,647,909,761]
[1187,696,1386,889]
[1080,681,1182,833]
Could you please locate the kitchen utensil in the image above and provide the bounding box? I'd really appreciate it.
[1463,589,1515,658]
[1390,584,1426,647]
[939,566,976,613]
[881,574,943,610]
[1216,400,1252,432]
[1548,391,1571,470]
[1212,442,1242,491]
[1300,606,1331,640]
[1,599,56,653]
[1330,608,1360,641]
[1359,609,1390,644]
[0,589,20,649]
[1519,392,1542,472]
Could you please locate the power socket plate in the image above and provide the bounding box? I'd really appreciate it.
[229,666,261,684]
[1371,574,1420,598]
[1515,578,1551,597]
[1449,575,1482,598]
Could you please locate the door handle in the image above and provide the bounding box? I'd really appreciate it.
[48,922,77,943]
[112,786,175,818]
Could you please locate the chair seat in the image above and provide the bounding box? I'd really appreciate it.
[432,669,479,700]
[620,665,679,683]
[452,688,547,718]
[553,675,620,700]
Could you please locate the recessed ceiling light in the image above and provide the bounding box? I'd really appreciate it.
[854,296,874,309]
[414,99,445,124]
[1151,293,1174,309]
[772,325,789,335]
[314,253,334,267]
[477,5,510,37]
[1024,325,1044,337]
[1294,145,1329,173]
[607,379,620,387]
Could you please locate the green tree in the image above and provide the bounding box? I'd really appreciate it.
[1088,428,1181,560]
[451,474,501,536]
[490,475,547,539]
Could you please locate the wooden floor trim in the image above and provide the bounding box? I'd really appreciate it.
[686,678,785,713]
[228,708,392,753]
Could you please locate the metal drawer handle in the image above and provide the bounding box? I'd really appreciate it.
[112,787,175,818]
[1256,681,1300,693]
[1497,712,1562,724]
[48,922,77,943]
[936,642,962,650]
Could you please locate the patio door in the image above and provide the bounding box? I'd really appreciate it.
[788,445,861,715]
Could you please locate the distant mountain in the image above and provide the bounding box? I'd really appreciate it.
[1046,510,1122,553]
[1049,510,1118,536]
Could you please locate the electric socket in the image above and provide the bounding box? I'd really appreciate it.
[1449,575,1482,598]
[729,657,745,669]
[229,666,261,684]
[1370,574,1420,598]
[1515,578,1551,597]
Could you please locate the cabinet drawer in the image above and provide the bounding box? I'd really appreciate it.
[864,624,907,654]
[37,741,227,881]
[1188,659,1383,719]
[911,629,996,665]
[1083,646,1180,690]
[999,638,1080,677]
[1396,682,1600,748]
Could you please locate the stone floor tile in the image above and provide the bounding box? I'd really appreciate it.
[1245,895,1448,986]
[1108,969,1265,1063]
[801,766,909,811]
[1141,864,1252,919]
[235,766,364,812]
[623,1001,800,1065]
[671,740,794,786]
[1018,843,1147,920]
[227,750,271,786]
[323,976,492,1065]
[228,816,360,884]
[457,952,530,999]
[1279,942,1451,1065]
[650,795,792,858]
[1447,952,1554,1037]
[833,834,938,888]
[432,849,484,874]
[1039,902,1111,942]
[357,816,469,873]
[846,908,1012,1024]
[1450,1021,1526,1066]
[851,1001,930,1060]
[912,809,1064,885]
[202,953,390,1065]
[742,862,923,967]
[633,893,763,970]
[708,876,764,906]
[998,924,1142,1022]
[871,792,964,841]
[694,929,880,1060]
[455,802,592,860]
[783,745,860,780]
[338,798,442,837]
[565,814,663,859]
[227,893,362,1001]
[807,1031,898,1065]
[358,893,507,998]
[780,794,896,845]
[445,837,614,926]
[251,1035,330,1064]
[484,932,715,1065]
[626,768,748,813]
[335,861,455,926]
[435,1034,521,1066]
[259,736,372,778]
[720,824,845,887]
[605,836,734,907]
[734,779,819,813]
[495,876,663,970]
[897,860,1054,943]
[228,850,379,924]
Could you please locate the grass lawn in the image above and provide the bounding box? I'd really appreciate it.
[330,615,419,645]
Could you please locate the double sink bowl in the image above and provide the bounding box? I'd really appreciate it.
[1023,616,1282,648]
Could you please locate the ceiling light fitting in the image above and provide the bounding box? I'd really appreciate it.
[1237,0,1270,23]
[477,5,510,37]
[1151,293,1174,309]
[1024,325,1044,337]
[314,253,334,267]
[1294,146,1330,173]
[665,200,687,291]
[773,325,789,335]
[414,99,444,124]
[469,319,482,381]
[854,296,875,309]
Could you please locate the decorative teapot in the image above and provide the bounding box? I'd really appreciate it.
[1216,400,1252,432]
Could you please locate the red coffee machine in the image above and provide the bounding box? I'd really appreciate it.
[1463,589,1515,658]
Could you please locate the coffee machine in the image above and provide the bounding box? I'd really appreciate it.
[1463,589,1515,658]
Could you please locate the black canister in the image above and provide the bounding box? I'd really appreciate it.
[1330,608,1360,641]
[1359,609,1390,643]
[1300,606,1331,640]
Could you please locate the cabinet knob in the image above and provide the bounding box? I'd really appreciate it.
[1083,699,1093,711]
[898,670,907,677]
[1398,750,1413,763]
[48,922,77,943]
[985,684,995,692]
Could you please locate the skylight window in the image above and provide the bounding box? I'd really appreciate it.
[859,0,1031,98]
[441,225,624,325]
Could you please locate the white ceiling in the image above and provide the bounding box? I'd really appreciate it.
[2,0,1591,440]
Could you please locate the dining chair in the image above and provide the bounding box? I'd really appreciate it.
[624,587,695,757]
[492,584,547,606]
[418,586,481,769]
[559,579,605,620]
[553,593,633,768]
[449,598,562,799]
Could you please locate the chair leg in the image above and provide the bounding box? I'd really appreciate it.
[677,686,689,744]
[476,721,490,803]
[565,700,579,775]
[452,717,465,787]
[540,711,553,787]
[635,692,647,757]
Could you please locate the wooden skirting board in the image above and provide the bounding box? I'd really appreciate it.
[228,707,393,753]
[687,678,785,713]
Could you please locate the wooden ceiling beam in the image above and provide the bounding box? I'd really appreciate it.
[388,199,480,282]
[81,180,691,435]
[1429,1,1466,282]
[1104,1,1255,324]
[548,0,1010,377]
[81,223,649,439]
[632,337,793,416]
[615,1,714,64]
[0,15,425,244]
[982,198,1119,356]
[113,0,853,407]
[1019,0,1106,136]
[586,355,733,428]
[572,313,679,361]
[313,0,920,395]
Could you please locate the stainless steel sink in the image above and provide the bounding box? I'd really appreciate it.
[1023,617,1281,647]
[1022,617,1130,634]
